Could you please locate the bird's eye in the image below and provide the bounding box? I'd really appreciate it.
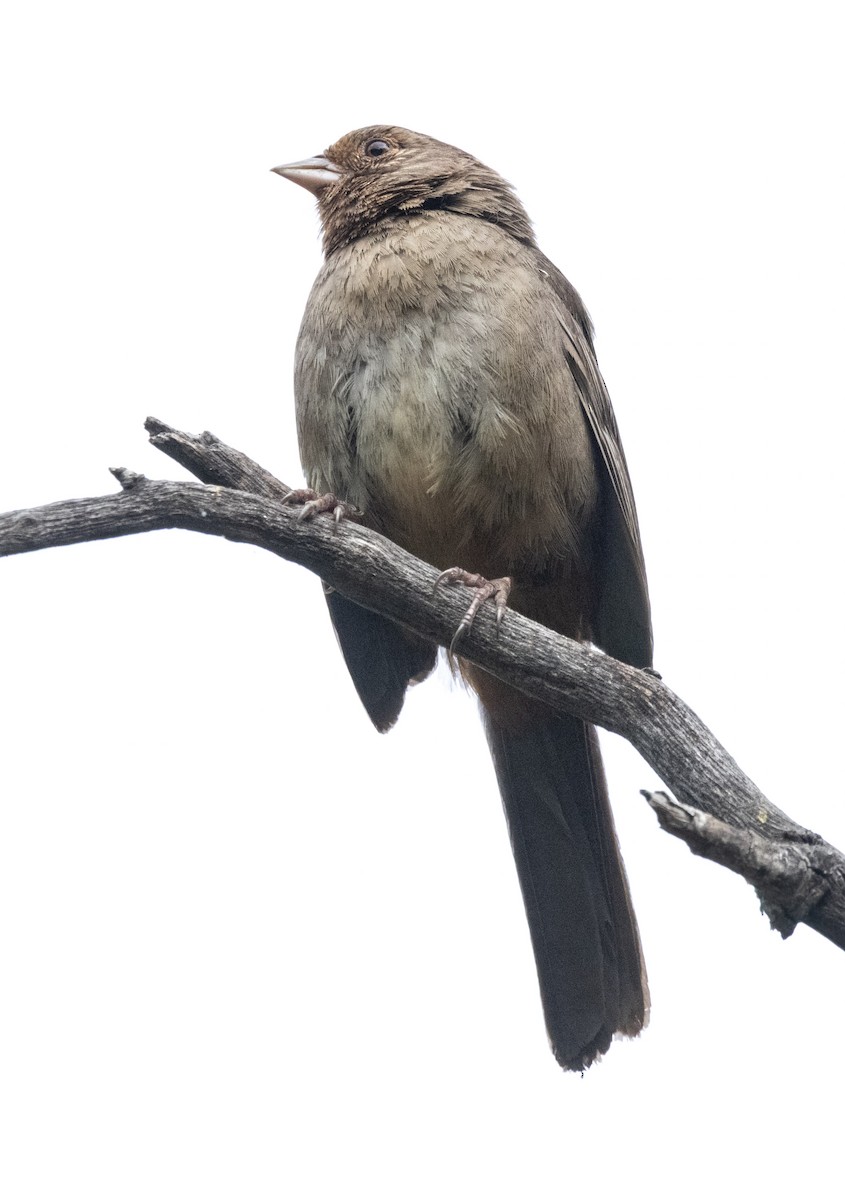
[364,139,391,158]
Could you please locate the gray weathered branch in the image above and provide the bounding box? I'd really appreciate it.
[1,418,843,952]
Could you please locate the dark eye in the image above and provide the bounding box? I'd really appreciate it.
[364,138,391,158]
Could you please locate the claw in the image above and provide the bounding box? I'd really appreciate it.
[281,489,360,523]
[281,487,317,505]
[434,568,513,651]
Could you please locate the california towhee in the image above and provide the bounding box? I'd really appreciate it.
[273,126,653,1071]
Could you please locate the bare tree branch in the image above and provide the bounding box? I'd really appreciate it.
[2,419,844,952]
[643,791,841,940]
[144,416,296,498]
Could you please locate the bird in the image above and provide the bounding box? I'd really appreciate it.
[273,126,654,1071]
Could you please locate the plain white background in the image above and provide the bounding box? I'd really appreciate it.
[1,2,843,1196]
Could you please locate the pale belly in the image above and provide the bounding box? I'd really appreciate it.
[294,218,600,578]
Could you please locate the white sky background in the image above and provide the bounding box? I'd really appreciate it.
[1,2,843,1196]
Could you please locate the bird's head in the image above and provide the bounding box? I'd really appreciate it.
[272,125,534,256]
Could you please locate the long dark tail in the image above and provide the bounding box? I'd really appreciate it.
[484,708,648,1070]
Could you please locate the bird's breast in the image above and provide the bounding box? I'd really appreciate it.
[294,217,599,575]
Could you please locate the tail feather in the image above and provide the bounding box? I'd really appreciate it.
[485,708,648,1070]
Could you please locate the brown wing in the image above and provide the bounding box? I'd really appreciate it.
[325,590,437,732]
[537,253,653,670]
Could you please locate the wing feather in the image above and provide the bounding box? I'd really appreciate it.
[537,253,653,669]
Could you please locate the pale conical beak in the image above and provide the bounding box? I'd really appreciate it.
[271,155,341,195]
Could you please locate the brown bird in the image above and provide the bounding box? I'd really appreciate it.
[273,126,653,1071]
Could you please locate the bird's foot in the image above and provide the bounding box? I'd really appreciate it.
[281,488,361,524]
[434,568,513,652]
